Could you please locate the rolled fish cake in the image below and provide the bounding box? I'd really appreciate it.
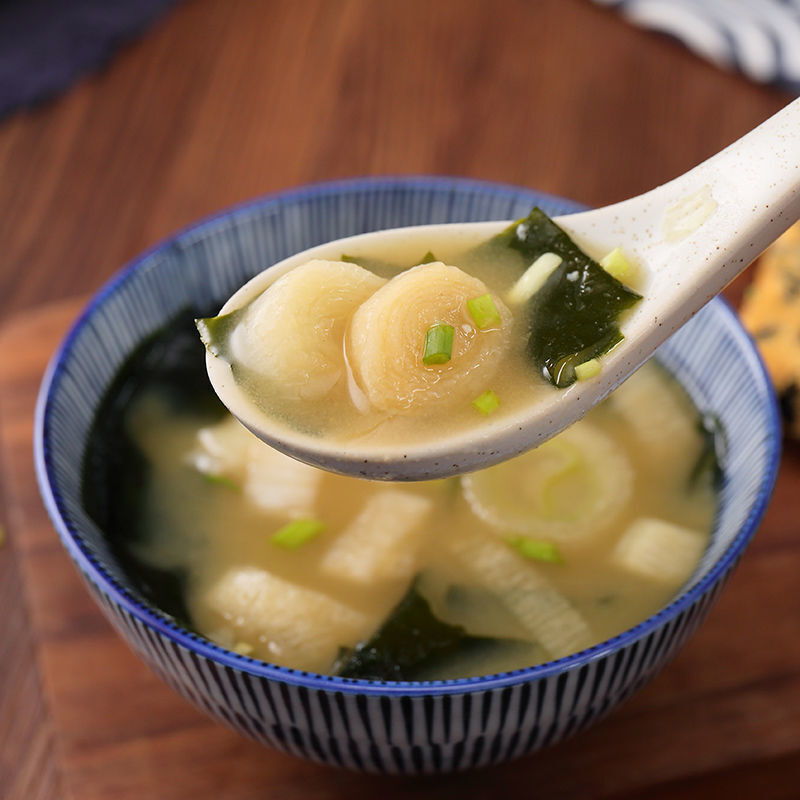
[347,262,512,412]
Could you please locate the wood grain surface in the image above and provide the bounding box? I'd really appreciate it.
[0,0,798,797]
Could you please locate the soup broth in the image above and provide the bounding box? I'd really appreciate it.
[86,316,719,680]
[200,209,642,448]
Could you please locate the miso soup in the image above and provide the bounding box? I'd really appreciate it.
[84,316,719,681]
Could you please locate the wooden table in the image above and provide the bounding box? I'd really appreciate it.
[1,1,798,797]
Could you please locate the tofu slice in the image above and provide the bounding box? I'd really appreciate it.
[186,415,252,476]
[244,440,322,517]
[448,531,594,660]
[612,517,706,585]
[320,489,433,584]
[186,416,322,518]
[201,566,372,673]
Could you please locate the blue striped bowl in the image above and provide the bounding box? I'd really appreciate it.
[35,177,780,773]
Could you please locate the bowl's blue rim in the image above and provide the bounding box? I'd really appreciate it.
[34,175,782,697]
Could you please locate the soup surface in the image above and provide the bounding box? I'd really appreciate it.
[199,209,642,448]
[85,316,719,680]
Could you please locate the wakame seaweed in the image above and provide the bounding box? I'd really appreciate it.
[334,583,521,681]
[689,412,726,491]
[339,251,438,277]
[82,307,226,628]
[497,208,642,388]
[195,306,247,361]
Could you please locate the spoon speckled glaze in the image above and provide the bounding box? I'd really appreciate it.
[207,98,800,481]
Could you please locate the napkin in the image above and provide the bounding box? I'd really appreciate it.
[595,0,800,93]
[0,0,180,120]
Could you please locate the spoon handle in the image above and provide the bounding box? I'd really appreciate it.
[654,95,800,302]
[561,96,800,365]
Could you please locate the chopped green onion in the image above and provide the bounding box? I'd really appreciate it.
[201,472,240,492]
[472,389,500,415]
[507,536,563,564]
[271,518,325,549]
[420,251,437,264]
[574,358,602,381]
[422,323,455,365]
[466,294,502,329]
[600,246,634,283]
[340,254,359,263]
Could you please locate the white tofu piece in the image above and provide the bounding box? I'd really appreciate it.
[185,416,322,518]
[244,440,322,517]
[203,567,372,673]
[185,415,252,476]
[612,517,706,585]
[449,531,594,660]
[320,489,433,584]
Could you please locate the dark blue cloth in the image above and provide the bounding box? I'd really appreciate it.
[0,0,180,120]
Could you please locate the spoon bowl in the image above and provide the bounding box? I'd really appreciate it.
[208,99,800,480]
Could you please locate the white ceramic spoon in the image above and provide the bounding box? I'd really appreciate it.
[207,97,800,481]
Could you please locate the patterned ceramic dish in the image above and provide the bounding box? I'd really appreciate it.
[35,177,780,773]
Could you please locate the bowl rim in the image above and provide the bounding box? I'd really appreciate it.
[34,175,782,696]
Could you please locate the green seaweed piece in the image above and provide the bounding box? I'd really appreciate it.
[341,252,439,267]
[82,308,226,630]
[195,307,247,361]
[689,412,726,491]
[335,584,466,680]
[339,253,407,278]
[334,583,521,681]
[498,208,642,388]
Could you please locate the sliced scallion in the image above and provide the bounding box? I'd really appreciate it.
[422,323,455,365]
[507,252,563,305]
[507,536,563,564]
[574,358,602,381]
[472,389,500,415]
[466,293,502,329]
[271,518,325,549]
[201,472,240,492]
[600,246,634,283]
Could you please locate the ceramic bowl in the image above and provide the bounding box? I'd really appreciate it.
[35,177,780,773]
